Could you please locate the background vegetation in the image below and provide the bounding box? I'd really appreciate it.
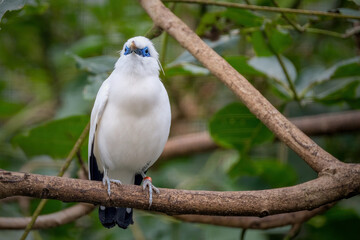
[1,0,360,239]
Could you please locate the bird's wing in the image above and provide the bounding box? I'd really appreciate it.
[88,79,111,180]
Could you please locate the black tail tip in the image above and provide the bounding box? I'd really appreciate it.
[99,206,134,229]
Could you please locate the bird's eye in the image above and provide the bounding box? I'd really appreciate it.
[143,47,150,57]
[124,46,130,55]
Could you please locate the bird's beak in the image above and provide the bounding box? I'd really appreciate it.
[130,41,137,51]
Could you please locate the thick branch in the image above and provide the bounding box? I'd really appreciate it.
[161,110,360,159]
[139,0,340,173]
[0,169,359,216]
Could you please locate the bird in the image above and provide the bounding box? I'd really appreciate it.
[88,36,171,229]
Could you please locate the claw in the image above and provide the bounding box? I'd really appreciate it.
[102,168,122,196]
[142,176,160,208]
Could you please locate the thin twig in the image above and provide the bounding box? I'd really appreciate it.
[241,25,348,39]
[160,32,169,67]
[261,30,300,101]
[343,25,360,38]
[162,0,360,20]
[160,3,175,68]
[76,150,88,177]
[20,122,90,240]
[284,223,302,240]
[270,0,304,32]
[240,228,247,240]
[145,24,164,39]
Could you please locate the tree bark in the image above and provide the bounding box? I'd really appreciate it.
[0,169,358,216]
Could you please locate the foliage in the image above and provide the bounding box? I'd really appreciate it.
[1,0,360,239]
[12,115,88,159]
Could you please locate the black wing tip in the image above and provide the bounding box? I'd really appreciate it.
[89,141,103,181]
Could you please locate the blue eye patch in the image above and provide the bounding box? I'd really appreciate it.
[124,46,151,57]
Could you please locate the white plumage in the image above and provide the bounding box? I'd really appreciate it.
[88,36,171,229]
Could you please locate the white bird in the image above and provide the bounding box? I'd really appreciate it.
[88,36,171,229]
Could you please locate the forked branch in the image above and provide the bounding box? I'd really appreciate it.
[139,0,340,173]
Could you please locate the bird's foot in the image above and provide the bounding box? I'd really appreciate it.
[102,175,122,196]
[142,176,160,208]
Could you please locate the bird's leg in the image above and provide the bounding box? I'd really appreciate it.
[141,172,160,208]
[102,168,122,196]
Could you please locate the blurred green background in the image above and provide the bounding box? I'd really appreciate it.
[1,0,360,239]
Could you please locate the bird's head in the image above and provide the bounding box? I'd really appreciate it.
[115,36,162,77]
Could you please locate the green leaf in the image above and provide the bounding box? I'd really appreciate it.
[0,100,23,119]
[296,66,326,95]
[225,56,264,76]
[223,9,264,27]
[229,158,297,188]
[209,102,273,152]
[13,115,89,159]
[248,55,297,98]
[250,26,292,56]
[69,35,106,57]
[332,62,360,79]
[315,57,360,82]
[253,159,297,188]
[196,11,224,36]
[315,80,360,107]
[165,63,209,77]
[268,27,292,54]
[0,0,26,22]
[168,34,240,67]
[83,73,107,100]
[250,31,273,57]
[337,8,360,17]
[351,0,360,5]
[307,206,360,240]
[301,57,360,99]
[72,54,117,74]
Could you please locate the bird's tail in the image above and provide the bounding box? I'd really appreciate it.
[98,206,133,229]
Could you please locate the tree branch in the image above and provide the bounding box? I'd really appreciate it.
[0,203,95,229]
[3,109,356,230]
[269,0,304,33]
[161,131,216,159]
[174,203,334,229]
[139,0,342,173]
[290,110,360,136]
[161,110,360,159]
[162,0,360,20]
[2,0,359,232]
[0,169,359,216]
[0,200,333,230]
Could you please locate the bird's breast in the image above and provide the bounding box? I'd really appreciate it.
[110,76,161,116]
[94,75,171,182]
